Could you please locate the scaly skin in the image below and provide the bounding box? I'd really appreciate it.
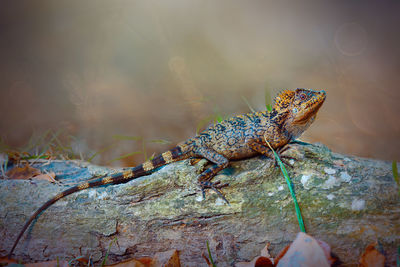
[8,88,326,258]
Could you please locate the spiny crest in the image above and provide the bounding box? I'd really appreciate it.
[273,90,295,111]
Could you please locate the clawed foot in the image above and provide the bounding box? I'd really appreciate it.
[273,154,295,168]
[199,180,230,205]
[272,145,298,168]
[266,150,295,168]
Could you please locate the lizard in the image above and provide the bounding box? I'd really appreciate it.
[8,88,326,258]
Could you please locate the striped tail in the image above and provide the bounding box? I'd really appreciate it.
[8,145,188,258]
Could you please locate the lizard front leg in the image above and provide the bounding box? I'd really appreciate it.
[193,147,230,203]
[248,139,295,167]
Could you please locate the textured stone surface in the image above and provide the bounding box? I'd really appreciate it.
[0,143,398,266]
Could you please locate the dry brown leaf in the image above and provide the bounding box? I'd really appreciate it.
[202,252,212,266]
[317,239,338,265]
[104,250,179,267]
[0,256,18,264]
[273,244,290,266]
[136,257,154,266]
[235,256,274,267]
[236,242,274,267]
[6,150,27,163]
[105,258,148,267]
[359,242,385,267]
[33,171,56,182]
[260,242,272,258]
[25,260,69,267]
[152,249,180,267]
[74,256,89,265]
[276,232,330,267]
[6,164,41,180]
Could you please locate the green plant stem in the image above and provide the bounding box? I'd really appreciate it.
[206,240,217,267]
[265,140,306,233]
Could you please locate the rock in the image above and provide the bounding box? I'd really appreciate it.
[0,143,398,266]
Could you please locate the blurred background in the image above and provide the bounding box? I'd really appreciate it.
[0,0,399,166]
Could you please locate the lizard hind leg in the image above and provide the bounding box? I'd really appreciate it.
[193,147,230,204]
[189,157,210,174]
[189,157,203,166]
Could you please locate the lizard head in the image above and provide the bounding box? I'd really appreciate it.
[274,88,326,140]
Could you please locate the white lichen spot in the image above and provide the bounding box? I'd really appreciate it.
[340,171,352,182]
[326,194,335,200]
[324,167,336,175]
[278,185,284,191]
[289,159,295,165]
[215,197,225,206]
[97,191,109,200]
[351,199,365,211]
[323,175,340,189]
[87,190,108,200]
[268,192,275,197]
[195,195,203,202]
[88,191,96,198]
[301,174,311,186]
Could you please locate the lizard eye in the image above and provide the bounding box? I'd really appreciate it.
[299,93,307,101]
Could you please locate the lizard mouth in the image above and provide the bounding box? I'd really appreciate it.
[293,91,326,125]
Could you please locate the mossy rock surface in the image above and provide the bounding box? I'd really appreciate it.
[0,143,398,266]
